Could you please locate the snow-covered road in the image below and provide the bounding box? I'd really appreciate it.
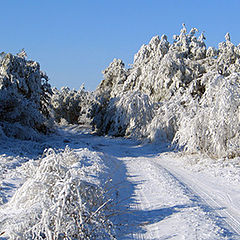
[160,157,240,238]
[1,127,240,239]
[94,135,240,239]
[111,156,240,239]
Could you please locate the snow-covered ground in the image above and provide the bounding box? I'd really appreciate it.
[0,126,240,239]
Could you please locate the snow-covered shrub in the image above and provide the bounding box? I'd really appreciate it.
[146,100,182,142]
[0,50,53,139]
[0,147,115,239]
[175,73,240,158]
[51,85,93,125]
[93,91,153,137]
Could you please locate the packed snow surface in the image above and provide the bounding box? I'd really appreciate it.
[0,126,240,239]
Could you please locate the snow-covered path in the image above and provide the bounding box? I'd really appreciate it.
[94,136,240,239]
[111,156,240,239]
[1,127,240,239]
[160,157,240,238]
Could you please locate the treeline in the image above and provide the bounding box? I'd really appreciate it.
[1,25,240,158]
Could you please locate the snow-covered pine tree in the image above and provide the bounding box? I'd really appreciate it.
[0,50,53,140]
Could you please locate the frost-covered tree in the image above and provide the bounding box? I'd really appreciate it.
[51,84,93,125]
[91,59,129,134]
[0,51,53,139]
[174,73,240,158]
[93,25,209,137]
[92,90,153,137]
[93,24,240,158]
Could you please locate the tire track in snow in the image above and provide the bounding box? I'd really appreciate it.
[159,159,240,238]
[120,156,231,239]
[81,135,240,239]
[121,158,172,240]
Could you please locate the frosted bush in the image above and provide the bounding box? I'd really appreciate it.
[0,50,53,139]
[175,73,240,158]
[0,147,115,239]
[93,91,153,137]
[146,100,182,142]
[51,85,93,125]
[0,122,40,140]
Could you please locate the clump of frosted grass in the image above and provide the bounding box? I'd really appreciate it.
[0,147,115,239]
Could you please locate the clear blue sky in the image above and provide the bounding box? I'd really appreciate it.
[1,0,239,90]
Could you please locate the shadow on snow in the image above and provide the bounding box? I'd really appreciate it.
[0,126,237,239]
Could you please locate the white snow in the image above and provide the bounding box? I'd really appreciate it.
[1,24,240,239]
[1,126,239,239]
